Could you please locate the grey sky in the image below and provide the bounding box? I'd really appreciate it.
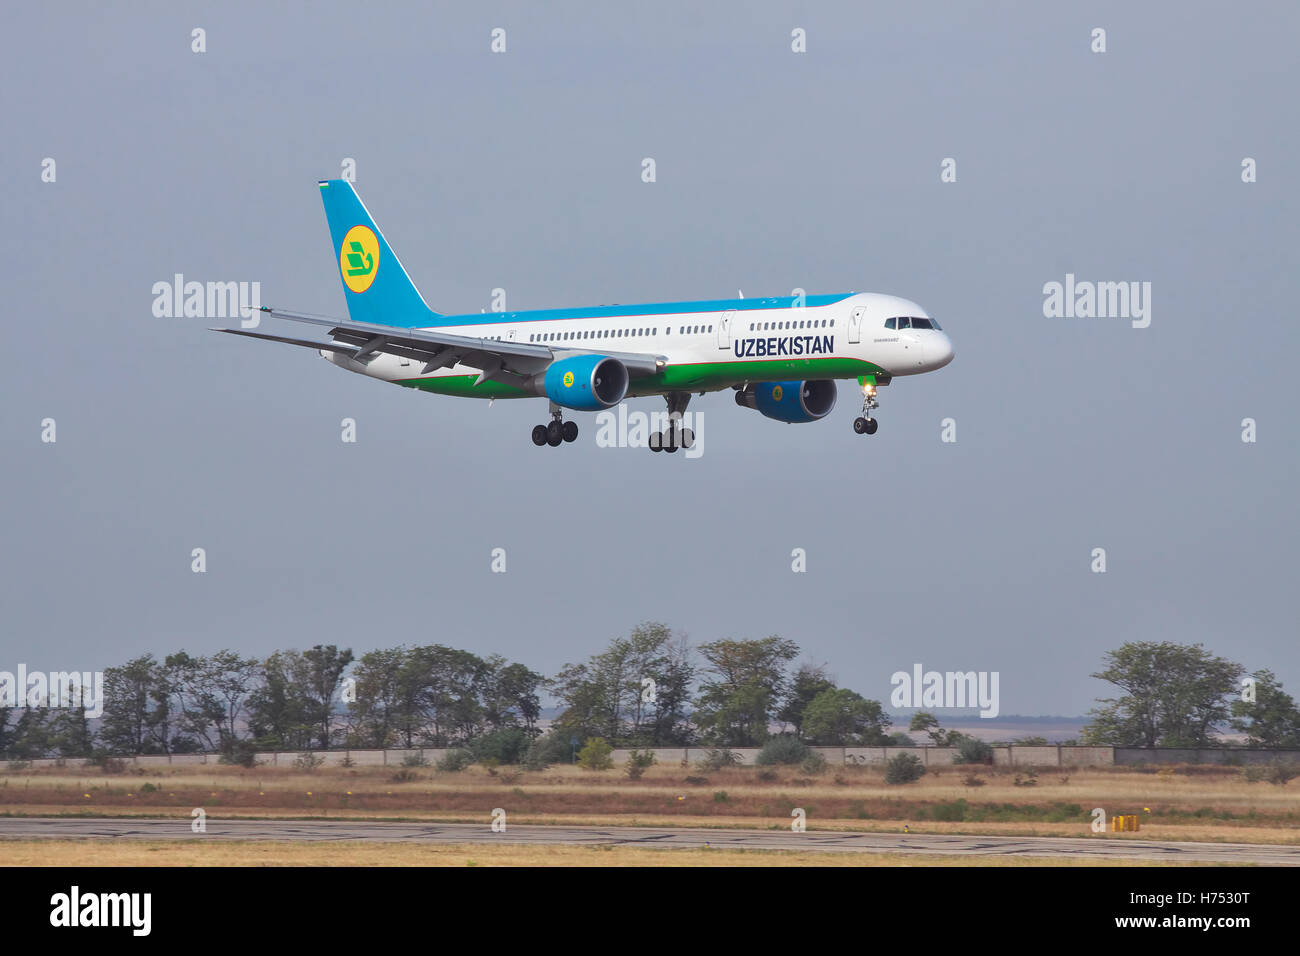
[3,2,1296,716]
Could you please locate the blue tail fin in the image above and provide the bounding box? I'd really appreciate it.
[318,179,439,327]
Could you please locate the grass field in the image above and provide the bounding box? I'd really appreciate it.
[0,838,1217,867]
[1,761,1296,835]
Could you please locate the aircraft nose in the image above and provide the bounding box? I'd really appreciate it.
[929,332,954,369]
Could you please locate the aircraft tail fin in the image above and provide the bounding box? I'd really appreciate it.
[318,179,440,328]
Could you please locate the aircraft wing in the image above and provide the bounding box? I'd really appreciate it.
[213,307,666,389]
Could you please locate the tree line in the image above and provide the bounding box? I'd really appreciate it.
[1,627,1297,761]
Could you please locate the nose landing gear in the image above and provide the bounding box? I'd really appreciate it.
[853,379,879,435]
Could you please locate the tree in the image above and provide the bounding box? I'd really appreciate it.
[802,688,892,745]
[693,636,799,746]
[247,650,316,750]
[550,623,694,746]
[777,664,835,737]
[5,707,55,759]
[346,646,409,748]
[163,650,259,754]
[908,711,957,746]
[1231,670,1300,748]
[641,629,696,746]
[48,706,95,758]
[479,657,543,735]
[1083,642,1243,747]
[99,655,175,755]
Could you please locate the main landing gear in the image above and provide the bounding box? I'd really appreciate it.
[650,391,694,453]
[853,379,880,436]
[531,403,578,447]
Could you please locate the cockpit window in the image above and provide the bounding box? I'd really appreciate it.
[884,317,896,330]
[911,317,933,330]
[929,317,942,330]
[897,317,910,329]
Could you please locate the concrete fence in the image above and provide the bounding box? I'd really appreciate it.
[9,745,1300,771]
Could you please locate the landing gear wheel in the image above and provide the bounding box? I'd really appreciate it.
[531,425,548,446]
[853,417,868,435]
[864,418,878,435]
[562,420,578,443]
[546,421,563,446]
[649,432,662,452]
[679,427,694,449]
[664,439,678,453]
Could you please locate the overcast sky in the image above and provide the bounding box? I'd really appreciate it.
[3,2,1296,717]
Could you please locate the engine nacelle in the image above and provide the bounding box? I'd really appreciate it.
[540,354,629,411]
[735,379,837,423]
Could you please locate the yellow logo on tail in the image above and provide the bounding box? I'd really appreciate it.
[339,225,380,293]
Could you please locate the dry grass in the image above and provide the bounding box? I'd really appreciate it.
[3,762,1295,844]
[0,838,1212,867]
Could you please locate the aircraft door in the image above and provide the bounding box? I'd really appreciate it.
[718,310,735,349]
[848,306,866,344]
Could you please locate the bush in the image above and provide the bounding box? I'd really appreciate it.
[800,752,828,775]
[684,775,709,785]
[884,752,926,784]
[294,752,325,772]
[755,736,812,766]
[1268,762,1300,785]
[139,782,158,793]
[6,760,31,771]
[757,769,778,782]
[436,749,474,772]
[887,733,916,747]
[625,749,656,780]
[1013,768,1039,787]
[218,740,259,768]
[522,730,577,771]
[713,790,729,802]
[401,752,429,768]
[471,728,533,766]
[953,737,994,765]
[390,769,420,782]
[963,773,986,787]
[577,737,613,771]
[698,749,742,771]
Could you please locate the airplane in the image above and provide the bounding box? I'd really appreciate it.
[215,180,954,451]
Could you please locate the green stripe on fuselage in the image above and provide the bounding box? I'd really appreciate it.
[395,356,887,400]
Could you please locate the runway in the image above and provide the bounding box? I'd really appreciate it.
[2,817,1297,864]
